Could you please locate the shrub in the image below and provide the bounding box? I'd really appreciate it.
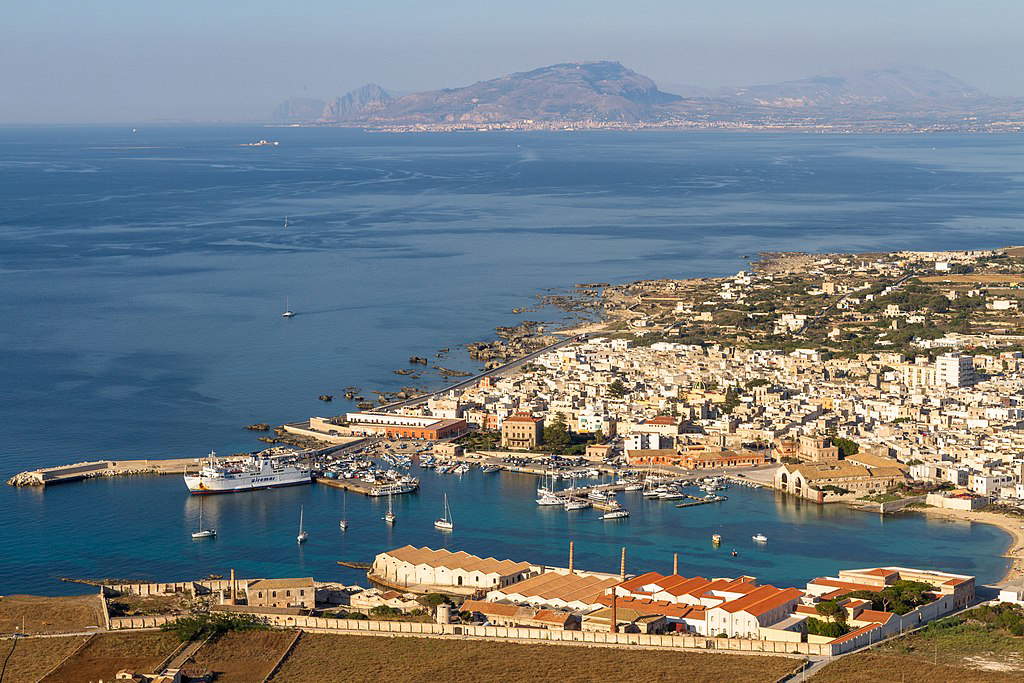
[806,617,849,638]
[161,612,270,642]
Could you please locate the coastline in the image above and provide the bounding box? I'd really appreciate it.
[910,505,1024,587]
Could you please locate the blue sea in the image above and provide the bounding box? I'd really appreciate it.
[1,126,1021,594]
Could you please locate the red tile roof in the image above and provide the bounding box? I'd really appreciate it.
[829,623,881,645]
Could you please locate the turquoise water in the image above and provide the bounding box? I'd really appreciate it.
[1,126,1021,593]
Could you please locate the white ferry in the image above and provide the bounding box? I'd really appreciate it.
[184,451,311,494]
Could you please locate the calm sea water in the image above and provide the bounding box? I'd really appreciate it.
[1,126,1021,594]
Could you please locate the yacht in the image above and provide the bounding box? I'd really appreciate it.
[564,498,590,511]
[600,508,630,520]
[282,296,295,318]
[536,492,563,506]
[191,497,216,539]
[434,492,454,531]
[623,482,643,491]
[383,495,396,524]
[338,491,349,531]
[587,490,607,501]
[296,506,308,544]
[752,533,768,543]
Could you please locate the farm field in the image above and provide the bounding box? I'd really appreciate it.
[0,635,87,683]
[269,633,800,683]
[189,630,297,682]
[0,594,104,634]
[38,631,180,682]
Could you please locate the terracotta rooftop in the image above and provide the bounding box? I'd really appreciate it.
[498,571,621,604]
[384,546,532,575]
[505,412,543,423]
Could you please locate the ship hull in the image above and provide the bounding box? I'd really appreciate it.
[184,474,311,495]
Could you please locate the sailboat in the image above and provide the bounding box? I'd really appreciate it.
[296,505,309,543]
[338,491,349,531]
[191,497,216,539]
[383,494,396,525]
[434,492,454,531]
[283,216,289,229]
[282,296,295,318]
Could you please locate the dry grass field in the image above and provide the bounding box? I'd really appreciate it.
[269,633,800,683]
[189,630,297,682]
[0,635,87,683]
[918,273,1024,283]
[39,631,179,682]
[0,594,104,634]
[813,650,1013,682]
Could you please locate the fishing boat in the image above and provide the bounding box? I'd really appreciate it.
[339,491,349,531]
[191,497,217,539]
[383,495,396,524]
[600,508,630,520]
[296,506,308,543]
[282,296,295,318]
[434,492,454,531]
[752,533,768,543]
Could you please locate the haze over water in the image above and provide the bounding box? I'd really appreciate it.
[1,126,1021,594]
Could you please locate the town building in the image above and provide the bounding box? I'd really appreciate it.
[343,412,468,440]
[500,412,544,450]
[245,577,315,609]
[370,546,535,595]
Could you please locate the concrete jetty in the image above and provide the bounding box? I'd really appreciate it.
[6,457,197,487]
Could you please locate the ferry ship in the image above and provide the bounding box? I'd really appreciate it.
[184,451,311,494]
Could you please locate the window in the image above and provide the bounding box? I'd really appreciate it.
[272,591,277,598]
[300,589,305,596]
[458,576,463,586]
[286,590,291,596]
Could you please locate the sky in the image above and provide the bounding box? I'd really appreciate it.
[2,0,1022,123]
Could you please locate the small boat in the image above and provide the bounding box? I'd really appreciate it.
[282,296,295,318]
[297,506,309,543]
[712,533,722,544]
[564,498,590,511]
[731,550,739,557]
[283,216,289,229]
[623,482,643,491]
[434,492,454,531]
[339,491,349,531]
[481,464,500,473]
[587,490,607,501]
[383,494,396,524]
[191,497,216,539]
[752,533,767,543]
[601,508,630,520]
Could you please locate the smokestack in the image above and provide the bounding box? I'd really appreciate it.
[673,553,679,576]
[620,547,626,579]
[611,591,618,634]
[568,540,574,574]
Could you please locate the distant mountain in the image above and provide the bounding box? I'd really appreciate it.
[723,67,987,108]
[275,61,680,124]
[372,61,680,123]
[271,63,1018,130]
[319,84,394,123]
[271,97,326,123]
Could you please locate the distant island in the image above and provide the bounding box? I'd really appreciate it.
[272,61,1024,134]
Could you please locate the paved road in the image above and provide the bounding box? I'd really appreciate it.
[379,333,594,412]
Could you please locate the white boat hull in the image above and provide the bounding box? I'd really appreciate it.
[185,472,310,494]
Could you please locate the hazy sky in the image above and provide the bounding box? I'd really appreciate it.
[3,0,1022,123]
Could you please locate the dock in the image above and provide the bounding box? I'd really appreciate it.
[676,495,727,508]
[6,458,197,487]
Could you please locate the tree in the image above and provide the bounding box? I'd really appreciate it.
[161,612,270,642]
[832,437,860,458]
[543,412,571,451]
[607,379,628,398]
[815,600,847,625]
[806,617,849,638]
